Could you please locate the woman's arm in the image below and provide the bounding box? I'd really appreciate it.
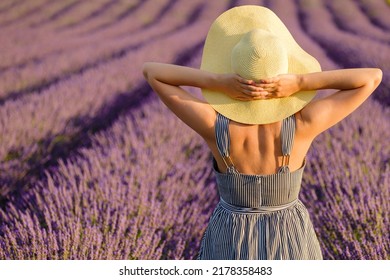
[142,62,265,139]
[255,68,383,138]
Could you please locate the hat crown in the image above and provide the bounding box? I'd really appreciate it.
[231,29,288,81]
[200,5,321,124]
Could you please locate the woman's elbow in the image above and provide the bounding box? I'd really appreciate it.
[373,68,383,87]
[142,62,159,81]
[142,62,151,80]
[364,68,382,93]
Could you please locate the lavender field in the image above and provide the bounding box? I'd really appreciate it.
[0,0,389,260]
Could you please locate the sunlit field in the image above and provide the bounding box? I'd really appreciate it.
[0,0,389,260]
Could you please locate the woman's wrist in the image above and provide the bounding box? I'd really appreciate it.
[297,74,305,91]
[206,72,231,93]
[206,72,222,91]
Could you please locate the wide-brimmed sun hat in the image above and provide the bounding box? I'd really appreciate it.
[200,5,321,124]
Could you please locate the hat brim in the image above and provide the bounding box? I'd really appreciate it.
[201,5,321,124]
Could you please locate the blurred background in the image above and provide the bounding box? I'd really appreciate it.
[0,0,389,260]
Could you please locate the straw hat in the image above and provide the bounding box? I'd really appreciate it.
[201,5,321,124]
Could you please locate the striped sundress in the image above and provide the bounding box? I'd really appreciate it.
[197,113,323,260]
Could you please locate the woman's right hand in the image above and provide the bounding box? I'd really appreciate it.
[257,74,302,98]
[216,73,302,100]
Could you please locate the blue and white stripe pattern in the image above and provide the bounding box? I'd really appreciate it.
[215,113,237,174]
[197,113,323,260]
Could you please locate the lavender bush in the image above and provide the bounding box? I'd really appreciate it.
[356,0,390,30]
[326,0,390,44]
[0,0,389,260]
[297,0,390,106]
[0,0,216,197]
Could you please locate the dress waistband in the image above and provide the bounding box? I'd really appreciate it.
[219,197,298,214]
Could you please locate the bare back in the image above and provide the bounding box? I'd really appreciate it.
[205,111,313,175]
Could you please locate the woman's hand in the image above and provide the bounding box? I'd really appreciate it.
[258,74,302,98]
[216,73,302,101]
[216,74,269,101]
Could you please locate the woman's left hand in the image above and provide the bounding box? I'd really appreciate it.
[217,74,269,101]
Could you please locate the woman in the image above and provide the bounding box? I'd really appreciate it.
[142,6,382,260]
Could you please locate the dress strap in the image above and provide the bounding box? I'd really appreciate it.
[279,114,296,173]
[215,113,236,172]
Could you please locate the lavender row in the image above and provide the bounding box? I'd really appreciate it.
[1,90,388,259]
[0,0,79,62]
[0,0,48,26]
[325,0,390,44]
[0,0,17,12]
[266,0,339,71]
[356,0,390,30]
[0,0,388,260]
[0,1,227,198]
[0,97,217,260]
[296,0,390,106]
[0,0,171,75]
[1,32,389,259]
[302,99,390,259]
[0,0,111,30]
[0,0,192,96]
